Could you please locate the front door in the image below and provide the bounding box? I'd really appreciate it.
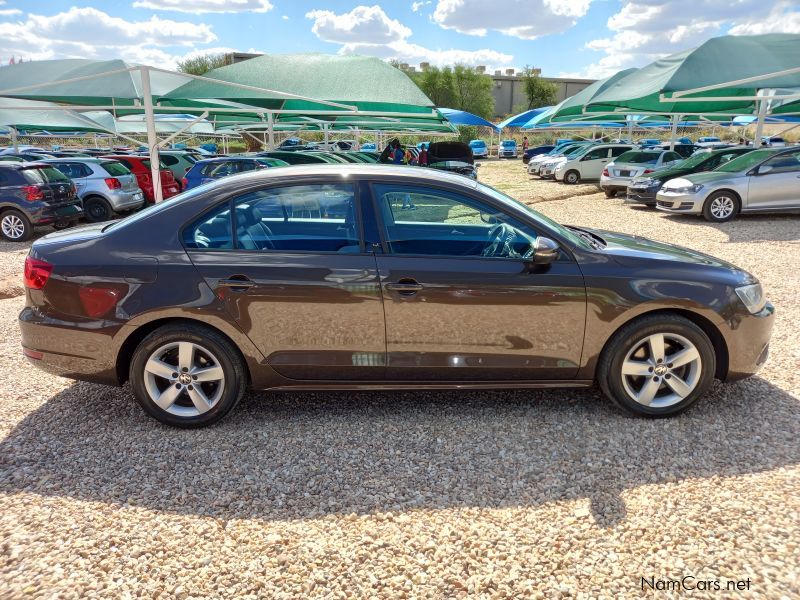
[746,150,800,210]
[369,182,586,381]
[579,147,612,179]
[184,182,386,380]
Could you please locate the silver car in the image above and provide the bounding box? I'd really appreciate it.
[600,149,684,198]
[656,147,800,222]
[43,158,145,222]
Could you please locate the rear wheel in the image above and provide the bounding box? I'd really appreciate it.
[702,191,740,222]
[598,314,716,417]
[604,189,617,198]
[129,324,247,428]
[84,196,113,222]
[564,170,580,185]
[0,210,31,242]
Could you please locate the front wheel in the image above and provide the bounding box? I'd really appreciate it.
[598,314,716,417]
[702,191,740,222]
[564,170,580,185]
[0,210,32,242]
[129,324,247,427]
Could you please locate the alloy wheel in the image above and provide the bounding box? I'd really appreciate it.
[620,332,702,408]
[709,196,734,219]
[143,341,225,417]
[1,214,25,239]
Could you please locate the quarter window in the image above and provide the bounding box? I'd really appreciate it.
[373,183,538,258]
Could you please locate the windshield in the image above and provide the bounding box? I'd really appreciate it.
[21,166,70,183]
[617,151,660,164]
[501,141,515,147]
[714,149,773,173]
[100,161,131,176]
[469,140,486,147]
[477,182,593,250]
[565,147,586,159]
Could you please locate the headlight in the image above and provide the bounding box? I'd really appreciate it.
[665,183,704,194]
[635,178,660,189]
[735,283,767,314]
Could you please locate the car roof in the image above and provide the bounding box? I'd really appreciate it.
[42,157,113,163]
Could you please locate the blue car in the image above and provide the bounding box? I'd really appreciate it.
[468,139,488,158]
[499,139,518,158]
[183,157,288,190]
[359,143,377,152]
[522,144,555,164]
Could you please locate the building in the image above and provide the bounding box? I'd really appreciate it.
[226,53,595,119]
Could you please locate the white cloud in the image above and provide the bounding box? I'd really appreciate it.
[576,0,800,78]
[339,40,512,68]
[0,9,22,16]
[0,7,218,69]
[411,1,431,12]
[281,15,289,21]
[432,0,591,39]
[306,5,412,44]
[132,0,273,13]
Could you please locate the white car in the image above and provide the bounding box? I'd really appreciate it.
[599,149,684,197]
[528,143,593,176]
[554,144,635,184]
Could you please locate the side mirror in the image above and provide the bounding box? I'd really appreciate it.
[533,237,559,265]
[757,165,773,175]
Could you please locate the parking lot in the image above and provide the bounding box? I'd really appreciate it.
[1,159,798,598]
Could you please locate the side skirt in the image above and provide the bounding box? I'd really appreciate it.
[263,380,594,392]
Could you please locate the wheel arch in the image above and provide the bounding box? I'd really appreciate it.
[598,307,729,380]
[705,188,742,208]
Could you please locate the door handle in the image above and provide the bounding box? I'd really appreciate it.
[385,279,423,295]
[218,276,255,291]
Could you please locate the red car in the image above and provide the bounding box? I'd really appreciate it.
[101,155,180,203]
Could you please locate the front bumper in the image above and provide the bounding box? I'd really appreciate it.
[723,301,775,381]
[655,190,704,214]
[625,187,659,205]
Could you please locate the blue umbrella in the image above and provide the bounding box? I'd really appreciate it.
[497,106,553,129]
[438,107,499,130]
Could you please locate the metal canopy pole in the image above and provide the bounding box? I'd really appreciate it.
[669,114,679,150]
[267,112,275,150]
[140,66,163,203]
[753,93,770,145]
[10,127,18,152]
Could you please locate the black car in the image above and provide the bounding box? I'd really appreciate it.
[427,141,477,179]
[19,165,773,427]
[654,143,700,158]
[0,162,83,241]
[522,145,556,164]
[626,147,755,206]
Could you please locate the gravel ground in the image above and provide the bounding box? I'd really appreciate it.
[1,160,798,598]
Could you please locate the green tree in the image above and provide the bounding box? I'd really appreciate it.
[452,65,494,118]
[414,66,456,108]
[177,53,229,76]
[456,125,479,143]
[521,65,557,109]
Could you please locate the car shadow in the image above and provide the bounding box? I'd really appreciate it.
[660,213,800,243]
[1,378,797,529]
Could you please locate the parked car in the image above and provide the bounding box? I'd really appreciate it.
[696,136,725,148]
[760,136,786,147]
[360,143,377,152]
[145,150,197,190]
[183,157,289,190]
[0,162,83,241]
[626,147,754,206]
[102,155,180,204]
[2,152,56,162]
[427,141,477,179]
[539,146,588,180]
[656,147,800,221]
[600,149,685,197]
[654,143,700,158]
[278,138,306,150]
[637,138,661,147]
[0,155,25,163]
[528,142,594,176]
[468,140,489,159]
[554,144,636,184]
[522,145,555,164]
[498,140,518,158]
[44,158,145,222]
[19,164,775,427]
[258,150,337,165]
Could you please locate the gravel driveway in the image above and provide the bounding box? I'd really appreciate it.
[1,160,798,598]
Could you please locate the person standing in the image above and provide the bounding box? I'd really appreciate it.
[418,144,428,167]
[392,141,405,165]
[522,136,529,153]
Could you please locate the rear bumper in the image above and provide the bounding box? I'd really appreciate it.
[29,201,84,225]
[600,175,634,191]
[106,189,145,211]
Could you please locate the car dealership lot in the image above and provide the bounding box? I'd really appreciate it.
[1,160,798,597]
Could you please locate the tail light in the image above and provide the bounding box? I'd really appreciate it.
[23,257,53,290]
[643,169,653,174]
[78,286,122,318]
[602,168,609,177]
[182,177,188,188]
[104,177,121,190]
[23,185,44,202]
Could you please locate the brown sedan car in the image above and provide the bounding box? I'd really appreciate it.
[19,165,774,427]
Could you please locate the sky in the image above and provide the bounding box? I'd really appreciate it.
[0,0,798,79]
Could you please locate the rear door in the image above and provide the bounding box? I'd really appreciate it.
[184,180,386,380]
[746,150,800,210]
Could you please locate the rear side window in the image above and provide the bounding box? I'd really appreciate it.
[610,146,630,157]
[20,166,70,184]
[161,154,178,166]
[52,163,91,178]
[100,161,131,176]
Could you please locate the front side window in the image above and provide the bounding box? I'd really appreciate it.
[234,184,359,252]
[373,183,538,259]
[760,151,800,174]
[583,148,608,160]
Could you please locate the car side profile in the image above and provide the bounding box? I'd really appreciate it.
[20,165,774,427]
[554,144,635,184]
[43,158,144,222]
[183,157,289,190]
[657,147,800,221]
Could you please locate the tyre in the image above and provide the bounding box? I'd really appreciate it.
[702,191,740,222]
[598,314,716,417]
[84,196,113,222]
[604,189,617,199]
[129,323,247,428]
[564,170,580,185]
[0,209,32,242]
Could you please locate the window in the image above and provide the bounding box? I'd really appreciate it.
[52,163,89,179]
[373,183,538,258]
[234,184,359,252]
[20,166,70,184]
[583,148,608,160]
[161,154,178,166]
[761,151,800,174]
[100,161,130,176]
[663,152,682,163]
[237,161,258,172]
[183,202,234,249]
[610,146,631,157]
[207,161,240,177]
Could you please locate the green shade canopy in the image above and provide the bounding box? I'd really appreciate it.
[586,34,800,115]
[164,53,438,116]
[0,59,190,109]
[546,68,639,122]
[0,97,113,132]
